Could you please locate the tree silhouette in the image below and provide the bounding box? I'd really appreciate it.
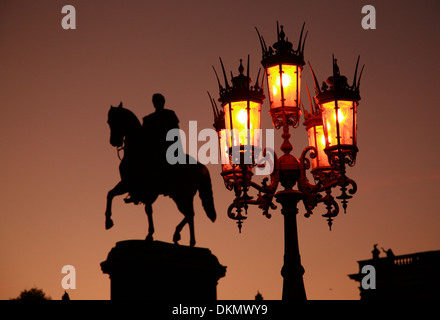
[255,291,264,300]
[10,287,51,300]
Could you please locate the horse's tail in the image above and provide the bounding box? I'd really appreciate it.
[198,164,216,222]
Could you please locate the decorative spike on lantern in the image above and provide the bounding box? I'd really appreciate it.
[219,57,230,89]
[308,61,321,96]
[212,66,224,92]
[357,64,365,90]
[297,22,305,53]
[352,56,360,89]
[301,30,308,55]
[254,68,261,91]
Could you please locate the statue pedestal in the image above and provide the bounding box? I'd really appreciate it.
[101,240,226,300]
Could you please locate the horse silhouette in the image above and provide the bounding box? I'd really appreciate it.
[105,103,216,247]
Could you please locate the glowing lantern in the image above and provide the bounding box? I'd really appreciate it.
[321,100,356,152]
[215,57,265,166]
[208,92,242,190]
[257,22,307,128]
[311,56,363,168]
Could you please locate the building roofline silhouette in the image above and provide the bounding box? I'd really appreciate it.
[348,249,440,300]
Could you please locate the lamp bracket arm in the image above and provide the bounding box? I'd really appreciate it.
[319,190,340,218]
[298,146,320,193]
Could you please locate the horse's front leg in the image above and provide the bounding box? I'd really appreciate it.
[105,181,128,230]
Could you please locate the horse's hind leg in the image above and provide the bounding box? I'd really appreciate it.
[183,200,196,247]
[145,203,154,242]
[105,181,127,230]
[187,212,196,247]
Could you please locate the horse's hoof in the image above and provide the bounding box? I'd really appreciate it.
[145,234,153,242]
[105,218,114,230]
[173,233,181,245]
[190,241,196,247]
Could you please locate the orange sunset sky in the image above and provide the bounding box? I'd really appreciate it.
[1,0,439,300]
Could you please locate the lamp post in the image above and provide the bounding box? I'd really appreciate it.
[209,23,363,300]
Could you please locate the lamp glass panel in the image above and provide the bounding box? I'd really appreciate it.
[219,128,233,172]
[267,64,300,109]
[307,124,330,169]
[223,100,261,149]
[321,100,356,148]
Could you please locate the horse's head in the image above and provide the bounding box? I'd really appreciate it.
[108,102,126,148]
[107,102,142,148]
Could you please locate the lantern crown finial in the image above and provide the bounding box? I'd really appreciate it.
[238,59,244,75]
[278,23,286,41]
[231,58,250,89]
[326,56,348,92]
[216,57,265,106]
[314,55,364,104]
[257,22,307,68]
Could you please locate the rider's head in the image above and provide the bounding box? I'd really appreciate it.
[152,93,165,111]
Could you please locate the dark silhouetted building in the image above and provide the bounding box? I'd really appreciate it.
[349,248,440,300]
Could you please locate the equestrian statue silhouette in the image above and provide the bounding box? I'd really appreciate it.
[104,99,216,247]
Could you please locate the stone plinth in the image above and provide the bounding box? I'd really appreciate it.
[101,240,226,300]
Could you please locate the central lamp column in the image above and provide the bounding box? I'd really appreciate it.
[276,151,307,301]
[276,190,306,301]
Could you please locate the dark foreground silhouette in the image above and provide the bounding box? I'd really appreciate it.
[101,240,226,300]
[105,103,216,247]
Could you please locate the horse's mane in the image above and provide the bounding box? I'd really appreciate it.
[110,106,141,128]
[122,107,141,127]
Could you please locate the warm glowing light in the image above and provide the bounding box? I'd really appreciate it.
[320,132,326,147]
[237,109,247,125]
[223,100,262,149]
[321,100,356,148]
[267,64,300,109]
[272,73,292,96]
[334,109,345,123]
[307,124,330,169]
[326,121,332,144]
[277,73,292,87]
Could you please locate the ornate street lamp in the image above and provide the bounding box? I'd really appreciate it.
[208,91,243,192]
[209,22,363,301]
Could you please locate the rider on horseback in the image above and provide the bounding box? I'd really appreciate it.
[125,94,181,202]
